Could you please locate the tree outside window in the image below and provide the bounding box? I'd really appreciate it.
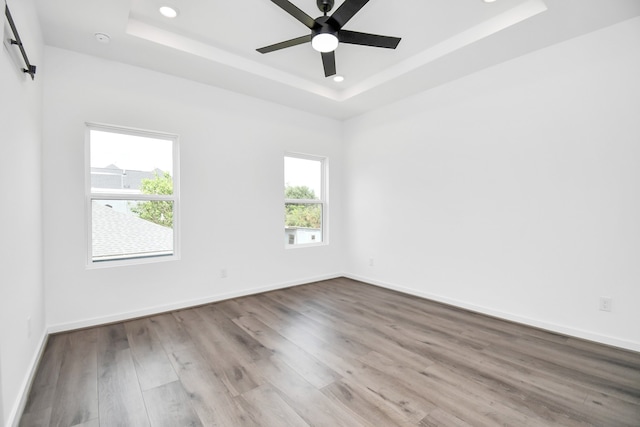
[284,154,326,246]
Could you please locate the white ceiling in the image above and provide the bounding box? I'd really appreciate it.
[34,0,640,119]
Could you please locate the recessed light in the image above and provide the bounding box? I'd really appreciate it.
[333,75,344,83]
[159,6,179,18]
[483,0,497,3]
[94,33,111,44]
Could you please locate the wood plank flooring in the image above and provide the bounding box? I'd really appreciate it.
[19,278,640,426]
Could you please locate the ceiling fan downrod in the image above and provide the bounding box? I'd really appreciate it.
[317,0,334,15]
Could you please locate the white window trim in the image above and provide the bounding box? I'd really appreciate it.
[284,152,328,249]
[85,123,181,268]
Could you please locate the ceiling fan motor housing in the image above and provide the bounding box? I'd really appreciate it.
[312,16,338,37]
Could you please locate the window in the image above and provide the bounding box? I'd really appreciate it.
[86,124,179,266]
[284,153,326,247]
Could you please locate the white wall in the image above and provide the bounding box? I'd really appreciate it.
[0,363,3,425]
[42,47,345,330]
[0,0,46,425]
[343,17,640,351]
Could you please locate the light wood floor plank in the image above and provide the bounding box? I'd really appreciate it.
[338,356,437,423]
[177,306,264,396]
[18,407,52,427]
[142,381,202,427]
[168,345,259,426]
[195,304,273,363]
[233,314,340,388]
[419,408,473,427]
[147,312,194,354]
[19,334,66,426]
[71,419,100,427]
[260,292,373,357]
[321,378,415,427]
[97,324,149,427]
[238,383,310,427]
[124,318,178,391]
[583,391,640,426]
[254,355,368,427]
[49,329,98,427]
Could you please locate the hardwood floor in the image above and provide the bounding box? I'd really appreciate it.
[19,278,640,426]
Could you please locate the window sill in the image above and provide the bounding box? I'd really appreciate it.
[285,242,328,250]
[86,253,180,269]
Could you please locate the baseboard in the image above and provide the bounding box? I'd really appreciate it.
[344,273,640,353]
[47,272,342,334]
[7,331,49,427]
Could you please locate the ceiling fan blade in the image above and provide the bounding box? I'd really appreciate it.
[271,0,316,29]
[257,34,312,54]
[328,0,370,28]
[321,51,336,77]
[338,30,401,49]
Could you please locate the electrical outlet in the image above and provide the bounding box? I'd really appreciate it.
[220,268,227,279]
[368,258,374,267]
[599,297,612,312]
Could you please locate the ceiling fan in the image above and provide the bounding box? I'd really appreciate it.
[257,0,401,78]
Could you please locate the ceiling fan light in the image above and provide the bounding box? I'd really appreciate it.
[312,33,339,53]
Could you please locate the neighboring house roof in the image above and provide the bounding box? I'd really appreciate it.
[91,167,164,191]
[92,202,173,260]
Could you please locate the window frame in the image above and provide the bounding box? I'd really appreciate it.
[284,152,328,249]
[85,123,180,268]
